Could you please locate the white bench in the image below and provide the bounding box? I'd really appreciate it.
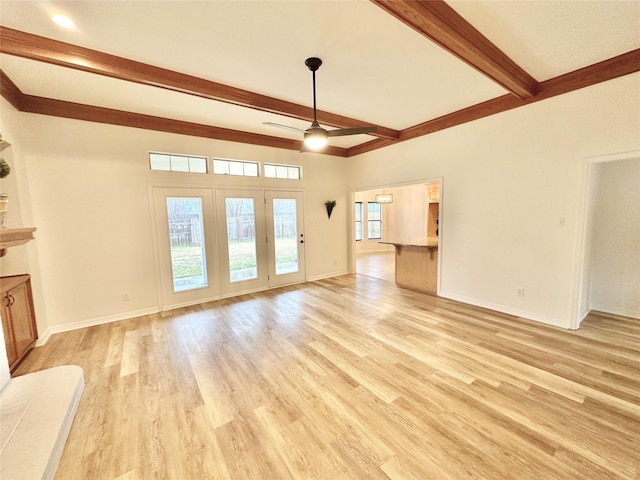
[1,365,84,480]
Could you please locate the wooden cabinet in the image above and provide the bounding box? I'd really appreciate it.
[1,274,38,373]
[427,202,439,238]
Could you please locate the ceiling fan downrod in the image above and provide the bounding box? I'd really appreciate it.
[263,56,376,152]
[303,57,328,149]
[305,57,322,127]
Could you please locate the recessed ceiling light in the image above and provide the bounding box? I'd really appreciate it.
[52,14,76,29]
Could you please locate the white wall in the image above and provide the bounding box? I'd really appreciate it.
[383,183,433,242]
[589,158,640,318]
[1,99,349,340]
[347,73,640,328]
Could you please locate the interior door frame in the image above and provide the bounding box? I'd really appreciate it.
[349,176,444,296]
[572,149,640,329]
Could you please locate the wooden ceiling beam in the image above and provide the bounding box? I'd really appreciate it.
[348,48,640,156]
[0,70,25,111]
[22,95,350,157]
[0,26,399,141]
[370,0,538,99]
[0,74,347,157]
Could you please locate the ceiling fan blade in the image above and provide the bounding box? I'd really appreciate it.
[263,122,305,134]
[327,126,377,137]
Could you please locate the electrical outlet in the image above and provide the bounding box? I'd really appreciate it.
[516,287,524,297]
[122,292,130,301]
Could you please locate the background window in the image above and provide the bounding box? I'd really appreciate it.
[367,202,382,239]
[355,202,363,241]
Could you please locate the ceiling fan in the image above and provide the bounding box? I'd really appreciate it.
[264,57,377,151]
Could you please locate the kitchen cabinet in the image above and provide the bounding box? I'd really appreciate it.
[379,240,439,295]
[1,274,38,373]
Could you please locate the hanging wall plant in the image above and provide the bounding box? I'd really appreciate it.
[325,200,336,219]
[0,158,10,179]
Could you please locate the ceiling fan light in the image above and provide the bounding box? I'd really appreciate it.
[304,129,328,150]
[52,14,76,29]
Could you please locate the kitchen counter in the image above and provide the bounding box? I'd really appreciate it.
[379,238,438,295]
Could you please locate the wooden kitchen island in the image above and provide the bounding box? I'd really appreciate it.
[380,238,438,295]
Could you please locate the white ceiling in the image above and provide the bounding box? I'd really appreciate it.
[1,0,639,152]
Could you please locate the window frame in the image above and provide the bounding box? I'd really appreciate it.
[263,162,302,180]
[355,202,363,241]
[367,202,382,240]
[149,151,208,174]
[212,158,259,177]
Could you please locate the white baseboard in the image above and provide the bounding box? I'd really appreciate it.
[37,307,160,345]
[307,270,349,282]
[35,329,52,347]
[576,307,592,329]
[161,295,222,312]
[589,303,640,319]
[33,275,348,345]
[438,290,570,329]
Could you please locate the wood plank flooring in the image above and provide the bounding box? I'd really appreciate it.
[356,252,395,283]
[15,274,640,479]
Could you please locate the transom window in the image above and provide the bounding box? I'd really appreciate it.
[149,152,207,173]
[213,158,259,177]
[264,163,301,180]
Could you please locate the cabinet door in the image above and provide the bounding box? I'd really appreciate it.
[7,282,37,359]
[1,301,18,366]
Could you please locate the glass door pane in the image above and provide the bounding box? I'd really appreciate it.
[152,187,219,310]
[167,197,207,292]
[225,198,258,282]
[272,198,298,275]
[265,191,305,287]
[216,189,268,295]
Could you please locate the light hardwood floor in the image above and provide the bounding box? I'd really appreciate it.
[356,252,395,283]
[16,274,640,479]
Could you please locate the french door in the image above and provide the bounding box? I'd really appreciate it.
[153,187,305,307]
[216,189,305,295]
[215,190,268,295]
[265,191,306,287]
[152,187,219,309]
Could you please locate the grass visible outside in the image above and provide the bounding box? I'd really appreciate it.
[170,246,205,278]
[170,237,297,278]
[274,237,297,265]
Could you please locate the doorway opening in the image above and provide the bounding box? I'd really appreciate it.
[574,153,639,328]
[352,179,442,295]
